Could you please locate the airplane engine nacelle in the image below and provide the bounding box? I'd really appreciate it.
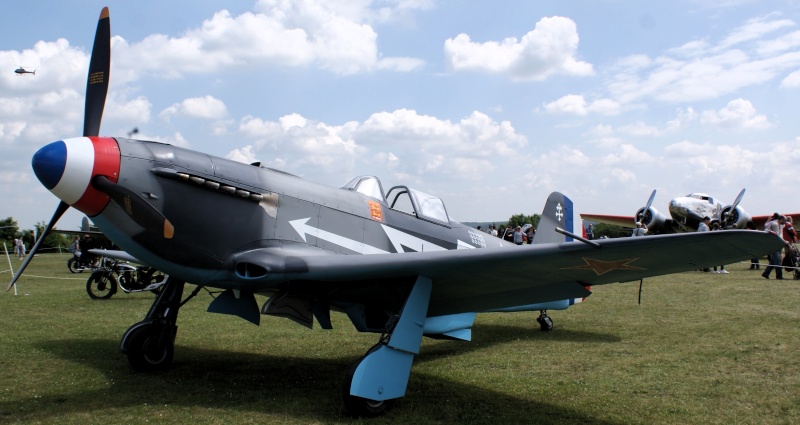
[720,205,752,229]
[635,206,667,232]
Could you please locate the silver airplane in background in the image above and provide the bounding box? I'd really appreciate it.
[582,189,800,234]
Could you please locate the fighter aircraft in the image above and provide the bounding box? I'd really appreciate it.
[14,66,36,75]
[8,8,784,417]
[581,189,800,234]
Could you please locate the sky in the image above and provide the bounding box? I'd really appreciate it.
[2,0,800,232]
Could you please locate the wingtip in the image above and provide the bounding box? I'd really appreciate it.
[100,7,109,20]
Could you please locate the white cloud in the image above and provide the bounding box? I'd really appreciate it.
[444,16,594,81]
[235,109,527,182]
[666,107,698,132]
[235,113,362,174]
[719,14,795,50]
[780,69,800,88]
[700,98,771,129]
[160,95,228,120]
[616,121,663,137]
[544,94,621,115]
[606,15,800,103]
[112,1,426,78]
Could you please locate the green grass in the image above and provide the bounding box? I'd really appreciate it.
[1,253,798,424]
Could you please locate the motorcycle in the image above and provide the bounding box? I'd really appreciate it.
[67,251,101,273]
[86,259,168,300]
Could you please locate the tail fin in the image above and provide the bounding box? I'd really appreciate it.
[532,192,574,244]
[81,216,91,232]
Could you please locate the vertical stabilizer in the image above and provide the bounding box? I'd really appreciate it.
[532,192,573,244]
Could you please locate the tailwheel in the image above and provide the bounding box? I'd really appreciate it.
[125,323,175,372]
[537,310,553,332]
[342,343,394,417]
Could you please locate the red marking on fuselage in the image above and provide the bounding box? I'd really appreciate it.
[72,137,120,216]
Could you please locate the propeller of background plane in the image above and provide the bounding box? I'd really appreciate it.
[635,189,657,225]
[8,8,171,291]
[722,188,746,228]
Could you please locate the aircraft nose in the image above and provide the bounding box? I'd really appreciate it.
[32,141,68,190]
[32,137,121,216]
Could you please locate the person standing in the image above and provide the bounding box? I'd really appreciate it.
[512,226,526,245]
[14,237,23,259]
[697,217,711,272]
[763,214,785,279]
[697,216,711,232]
[711,222,728,273]
[781,216,797,274]
[631,222,647,236]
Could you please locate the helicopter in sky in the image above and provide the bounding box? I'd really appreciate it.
[14,67,36,75]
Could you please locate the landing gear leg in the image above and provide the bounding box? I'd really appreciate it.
[537,310,553,332]
[119,277,185,372]
[342,276,432,417]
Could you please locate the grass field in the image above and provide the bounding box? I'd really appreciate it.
[1,253,798,424]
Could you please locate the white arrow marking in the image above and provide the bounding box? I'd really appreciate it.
[289,218,390,255]
[380,224,447,253]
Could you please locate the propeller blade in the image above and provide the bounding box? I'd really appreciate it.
[644,189,656,212]
[93,176,174,239]
[636,189,657,224]
[7,201,70,292]
[730,188,746,211]
[724,188,746,226]
[83,7,111,137]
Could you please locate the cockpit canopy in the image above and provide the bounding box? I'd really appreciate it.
[342,176,385,201]
[687,193,717,206]
[342,176,451,226]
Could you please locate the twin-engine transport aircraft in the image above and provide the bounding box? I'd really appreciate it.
[9,8,785,417]
[581,189,800,234]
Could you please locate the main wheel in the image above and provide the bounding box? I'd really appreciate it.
[126,324,174,372]
[86,271,117,299]
[342,344,394,417]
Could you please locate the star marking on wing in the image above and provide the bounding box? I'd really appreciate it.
[562,257,645,276]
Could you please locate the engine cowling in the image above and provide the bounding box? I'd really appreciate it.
[635,206,667,232]
[720,205,751,229]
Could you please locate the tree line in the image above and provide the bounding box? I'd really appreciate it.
[0,217,72,254]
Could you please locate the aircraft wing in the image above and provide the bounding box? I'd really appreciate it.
[579,213,635,228]
[87,249,142,264]
[234,230,782,317]
[55,229,105,237]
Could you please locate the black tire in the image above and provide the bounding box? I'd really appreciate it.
[126,325,174,372]
[67,258,82,273]
[86,271,117,300]
[342,343,394,417]
[537,314,554,332]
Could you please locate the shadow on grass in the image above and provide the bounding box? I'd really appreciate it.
[5,323,623,424]
[417,323,622,361]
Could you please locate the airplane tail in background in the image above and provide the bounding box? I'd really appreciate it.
[532,192,574,244]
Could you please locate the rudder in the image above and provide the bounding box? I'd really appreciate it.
[532,192,573,244]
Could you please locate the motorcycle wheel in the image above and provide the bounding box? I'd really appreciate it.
[86,271,117,300]
[67,258,81,274]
